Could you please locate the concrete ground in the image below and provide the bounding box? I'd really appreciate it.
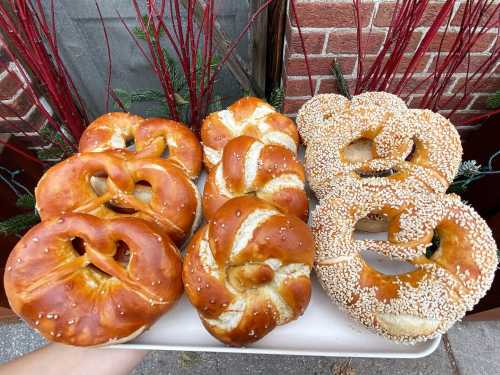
[0,320,498,374]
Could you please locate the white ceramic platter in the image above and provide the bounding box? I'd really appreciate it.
[113,164,441,358]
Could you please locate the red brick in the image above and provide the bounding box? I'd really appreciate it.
[12,134,49,148]
[283,98,308,114]
[327,32,386,54]
[372,32,422,54]
[289,32,325,54]
[0,71,25,101]
[453,76,500,93]
[389,76,432,95]
[291,3,373,28]
[428,54,492,74]
[287,56,357,76]
[469,94,493,110]
[428,32,496,53]
[284,78,317,97]
[0,107,46,133]
[407,95,424,109]
[374,2,449,28]
[363,53,431,75]
[447,111,482,126]
[452,3,499,27]
[0,90,35,117]
[317,78,356,95]
[437,94,473,111]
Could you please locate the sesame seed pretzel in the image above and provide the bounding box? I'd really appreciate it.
[313,184,497,343]
[35,151,201,245]
[298,92,462,199]
[201,97,299,170]
[4,213,183,346]
[183,196,314,346]
[203,135,308,221]
[79,113,202,179]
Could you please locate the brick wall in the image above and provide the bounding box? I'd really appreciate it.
[0,43,50,153]
[282,0,499,125]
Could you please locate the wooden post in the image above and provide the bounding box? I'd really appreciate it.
[265,0,287,97]
[249,0,268,96]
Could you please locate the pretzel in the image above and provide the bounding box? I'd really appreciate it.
[183,196,314,346]
[79,113,202,179]
[201,97,299,169]
[35,151,201,245]
[312,183,497,343]
[203,135,308,221]
[300,93,462,199]
[4,213,183,346]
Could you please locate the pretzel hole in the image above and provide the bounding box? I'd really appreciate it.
[71,237,113,279]
[343,138,374,163]
[104,202,138,215]
[114,240,131,267]
[425,231,440,259]
[133,180,152,203]
[355,167,397,178]
[404,141,417,161]
[355,212,389,233]
[90,175,109,196]
[360,250,416,275]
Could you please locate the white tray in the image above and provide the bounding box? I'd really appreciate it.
[114,275,440,357]
[112,153,440,357]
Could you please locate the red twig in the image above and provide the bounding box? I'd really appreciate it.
[290,0,313,96]
[0,138,44,166]
[95,1,111,113]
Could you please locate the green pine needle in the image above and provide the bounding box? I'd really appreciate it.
[133,15,163,41]
[0,212,39,236]
[331,60,352,99]
[486,91,500,109]
[16,194,35,209]
[267,87,285,111]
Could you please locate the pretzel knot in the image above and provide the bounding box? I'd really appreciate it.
[297,92,462,199]
[201,97,299,170]
[203,135,308,221]
[183,196,314,346]
[4,213,183,347]
[35,151,201,244]
[312,183,498,343]
[79,113,202,179]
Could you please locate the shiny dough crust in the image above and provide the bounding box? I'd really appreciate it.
[203,135,308,221]
[201,97,299,170]
[183,196,314,346]
[79,113,202,179]
[35,150,201,245]
[4,213,183,347]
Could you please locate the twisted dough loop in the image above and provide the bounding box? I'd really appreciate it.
[183,196,314,346]
[79,113,202,179]
[203,135,308,221]
[298,92,462,199]
[201,97,299,169]
[35,150,201,245]
[4,213,183,347]
[313,184,497,343]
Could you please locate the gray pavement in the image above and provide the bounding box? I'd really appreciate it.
[0,319,498,374]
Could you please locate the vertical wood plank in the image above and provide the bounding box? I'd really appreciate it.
[249,0,268,96]
[265,0,287,96]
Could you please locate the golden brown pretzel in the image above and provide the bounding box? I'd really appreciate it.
[4,213,183,347]
[203,135,308,221]
[79,113,202,179]
[201,97,299,169]
[298,92,462,199]
[35,151,201,244]
[313,183,497,343]
[183,196,314,346]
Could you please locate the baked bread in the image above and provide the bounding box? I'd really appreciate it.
[297,92,462,200]
[183,196,314,346]
[203,135,308,221]
[201,97,299,169]
[79,113,202,179]
[35,150,201,244]
[4,213,183,346]
[312,183,497,343]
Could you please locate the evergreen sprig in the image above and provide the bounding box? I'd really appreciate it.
[268,87,284,111]
[16,194,35,209]
[331,59,352,99]
[486,90,500,109]
[0,212,39,236]
[448,150,500,194]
